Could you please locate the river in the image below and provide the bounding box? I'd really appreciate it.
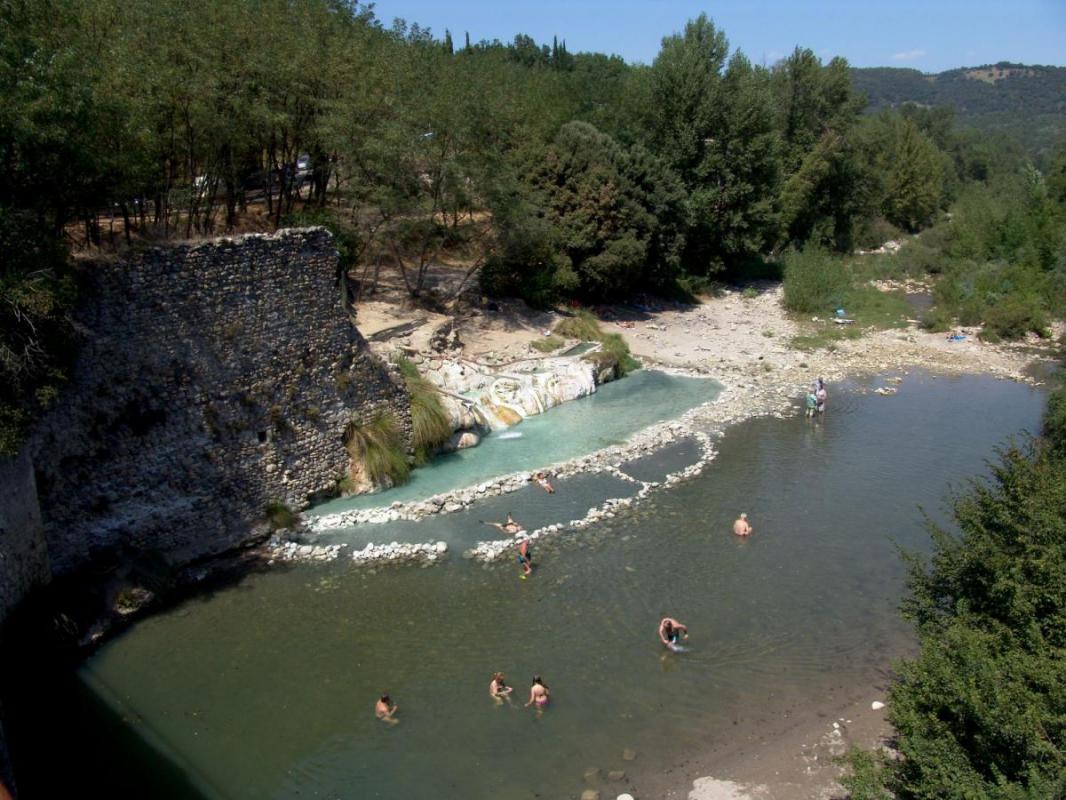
[8,372,1046,799]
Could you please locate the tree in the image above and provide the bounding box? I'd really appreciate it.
[843,390,1066,799]
[863,114,947,232]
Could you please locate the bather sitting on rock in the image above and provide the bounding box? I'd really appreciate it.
[482,513,524,535]
[733,513,753,537]
[375,694,398,725]
[532,471,555,494]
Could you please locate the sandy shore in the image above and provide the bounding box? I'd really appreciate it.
[352,284,1059,799]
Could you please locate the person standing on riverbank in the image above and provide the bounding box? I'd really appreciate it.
[375,694,398,725]
[733,513,752,536]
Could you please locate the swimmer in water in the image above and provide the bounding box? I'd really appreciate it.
[533,471,555,494]
[375,694,398,725]
[733,512,753,537]
[525,675,550,711]
[517,536,533,578]
[482,513,524,535]
[489,672,513,702]
[658,617,689,649]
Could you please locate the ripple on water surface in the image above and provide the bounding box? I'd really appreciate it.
[76,373,1046,800]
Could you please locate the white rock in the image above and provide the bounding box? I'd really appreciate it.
[871,701,886,710]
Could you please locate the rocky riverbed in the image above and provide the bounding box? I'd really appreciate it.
[266,284,1059,568]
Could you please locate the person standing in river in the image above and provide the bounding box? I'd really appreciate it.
[525,676,550,712]
[375,694,398,725]
[658,617,689,649]
[489,672,513,703]
[815,378,828,415]
[517,536,533,578]
[733,512,752,536]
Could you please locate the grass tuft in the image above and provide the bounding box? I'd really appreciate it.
[344,412,410,487]
[531,335,565,353]
[264,500,297,530]
[394,357,452,463]
[554,310,640,376]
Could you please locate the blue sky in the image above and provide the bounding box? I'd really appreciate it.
[370,0,1066,72]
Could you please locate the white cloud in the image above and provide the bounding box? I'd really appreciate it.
[892,49,926,62]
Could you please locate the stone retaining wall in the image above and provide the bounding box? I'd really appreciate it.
[0,448,49,628]
[28,228,410,574]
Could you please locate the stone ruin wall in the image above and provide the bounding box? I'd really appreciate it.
[27,227,410,575]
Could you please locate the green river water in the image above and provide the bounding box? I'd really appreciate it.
[7,372,1046,800]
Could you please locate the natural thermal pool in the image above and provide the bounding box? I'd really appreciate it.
[28,373,1046,799]
[309,369,720,515]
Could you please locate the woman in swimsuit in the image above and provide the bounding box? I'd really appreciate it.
[483,513,524,535]
[525,676,550,710]
[490,672,513,702]
[533,472,555,494]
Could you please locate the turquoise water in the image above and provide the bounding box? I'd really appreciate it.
[309,370,720,515]
[36,372,1045,800]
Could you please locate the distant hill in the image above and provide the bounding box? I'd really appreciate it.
[851,62,1066,166]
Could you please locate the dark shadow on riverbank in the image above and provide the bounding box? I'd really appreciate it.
[0,547,287,799]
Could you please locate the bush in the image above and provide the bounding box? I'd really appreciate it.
[844,418,1066,799]
[1044,378,1066,459]
[781,245,851,313]
[981,293,1049,340]
[264,501,297,531]
[394,357,452,464]
[344,412,410,487]
[530,335,565,353]
[554,310,640,375]
[920,306,953,333]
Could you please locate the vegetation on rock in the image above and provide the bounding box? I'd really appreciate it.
[554,311,640,376]
[343,412,410,488]
[394,357,452,464]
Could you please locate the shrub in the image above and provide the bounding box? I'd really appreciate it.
[530,335,565,353]
[264,500,297,530]
[853,216,903,251]
[892,240,946,276]
[781,245,851,313]
[554,310,641,375]
[920,306,953,333]
[394,357,452,464]
[582,350,620,378]
[981,294,1049,340]
[344,412,410,487]
[844,416,1066,798]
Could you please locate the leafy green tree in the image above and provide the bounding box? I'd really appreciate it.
[646,17,780,273]
[864,114,947,231]
[843,396,1066,798]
